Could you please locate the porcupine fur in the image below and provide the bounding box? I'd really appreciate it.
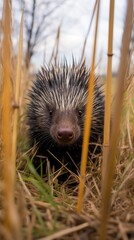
[27,61,104,180]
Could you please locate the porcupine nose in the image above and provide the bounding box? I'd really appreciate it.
[57,128,74,142]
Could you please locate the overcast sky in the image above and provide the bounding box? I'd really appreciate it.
[30,0,127,74]
[3,0,127,74]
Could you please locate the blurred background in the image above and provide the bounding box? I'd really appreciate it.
[0,0,130,75]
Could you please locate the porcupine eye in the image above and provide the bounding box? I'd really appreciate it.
[46,105,54,117]
[78,110,82,117]
[49,110,53,116]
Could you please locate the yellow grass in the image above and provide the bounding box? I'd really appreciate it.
[1,1,21,239]
[100,1,133,239]
[102,0,114,185]
[12,8,24,180]
[77,0,100,213]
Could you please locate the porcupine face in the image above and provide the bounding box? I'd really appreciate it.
[27,62,89,149]
[27,61,104,153]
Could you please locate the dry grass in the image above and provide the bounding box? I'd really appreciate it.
[77,0,100,213]
[9,134,134,240]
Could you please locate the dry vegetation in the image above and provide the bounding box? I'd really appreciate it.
[0,0,134,240]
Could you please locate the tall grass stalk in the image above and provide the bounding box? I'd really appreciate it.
[102,0,114,188]
[80,0,98,62]
[49,25,61,64]
[1,1,21,239]
[100,1,133,239]
[12,8,24,180]
[77,0,100,213]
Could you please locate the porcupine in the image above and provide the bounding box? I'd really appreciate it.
[27,61,104,180]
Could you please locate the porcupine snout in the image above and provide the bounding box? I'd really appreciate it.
[57,127,73,142]
[50,111,81,146]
